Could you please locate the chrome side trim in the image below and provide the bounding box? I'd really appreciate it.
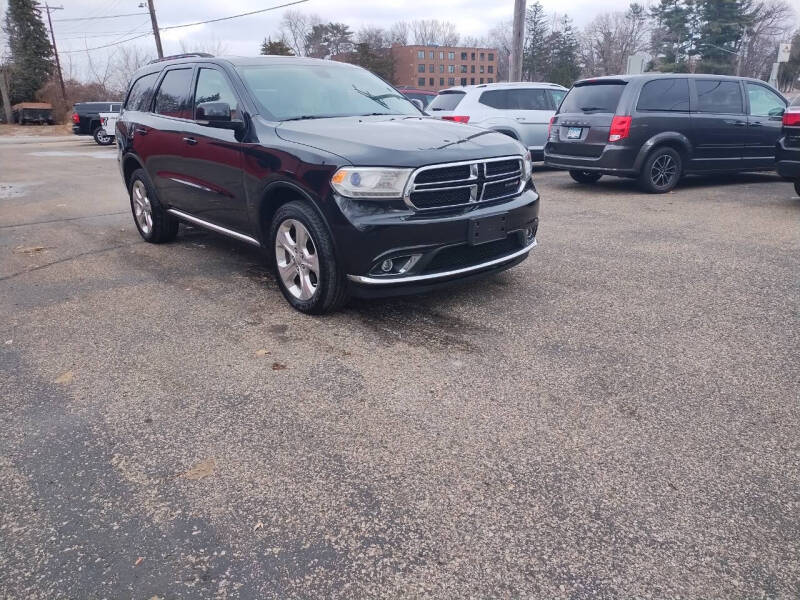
[347,238,537,285]
[166,208,261,247]
[169,177,214,193]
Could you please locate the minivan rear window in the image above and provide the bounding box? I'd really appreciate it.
[558,82,626,114]
[636,78,690,112]
[429,91,466,111]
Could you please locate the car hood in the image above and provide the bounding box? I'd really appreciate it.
[273,115,525,166]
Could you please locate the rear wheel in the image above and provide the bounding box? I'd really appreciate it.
[639,147,682,193]
[569,170,602,184]
[93,126,113,146]
[128,169,178,243]
[270,201,348,314]
[794,181,800,197]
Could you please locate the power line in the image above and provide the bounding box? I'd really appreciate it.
[159,0,310,31]
[52,12,149,23]
[60,32,152,54]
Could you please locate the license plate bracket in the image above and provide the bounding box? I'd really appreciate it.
[469,213,508,246]
[567,127,582,139]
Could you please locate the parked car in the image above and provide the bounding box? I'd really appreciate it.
[544,74,787,193]
[97,111,120,146]
[396,87,437,110]
[116,55,539,314]
[72,101,122,145]
[776,95,800,197]
[427,82,567,160]
[11,102,54,125]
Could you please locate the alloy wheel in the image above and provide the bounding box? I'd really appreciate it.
[650,154,677,188]
[274,219,320,301]
[131,180,153,236]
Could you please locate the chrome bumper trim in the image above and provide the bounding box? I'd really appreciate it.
[347,238,537,286]
[166,209,261,247]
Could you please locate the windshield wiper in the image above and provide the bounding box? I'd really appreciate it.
[281,114,340,121]
[351,86,406,110]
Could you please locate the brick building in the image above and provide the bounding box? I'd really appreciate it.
[391,45,499,91]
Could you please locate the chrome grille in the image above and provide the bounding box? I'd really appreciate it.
[403,156,525,211]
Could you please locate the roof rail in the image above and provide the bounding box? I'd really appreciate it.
[148,53,214,64]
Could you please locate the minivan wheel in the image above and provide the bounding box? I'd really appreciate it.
[639,147,681,193]
[128,169,179,243]
[794,181,800,197]
[93,126,113,146]
[569,170,602,184]
[269,201,349,314]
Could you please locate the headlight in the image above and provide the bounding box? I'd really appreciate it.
[330,167,413,199]
[522,153,533,181]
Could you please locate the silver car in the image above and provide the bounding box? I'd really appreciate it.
[428,82,567,160]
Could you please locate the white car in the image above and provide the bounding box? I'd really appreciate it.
[427,82,567,160]
[95,111,119,146]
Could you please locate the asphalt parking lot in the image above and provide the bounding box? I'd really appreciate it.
[1,135,799,599]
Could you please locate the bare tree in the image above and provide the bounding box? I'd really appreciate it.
[410,19,460,46]
[581,4,649,76]
[388,21,409,46]
[178,38,230,57]
[487,19,513,81]
[279,10,322,56]
[461,35,487,48]
[357,26,389,49]
[110,45,152,92]
[738,0,794,78]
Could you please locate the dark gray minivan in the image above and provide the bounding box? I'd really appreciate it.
[544,74,787,193]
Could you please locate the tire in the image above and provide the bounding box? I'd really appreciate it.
[569,170,602,184]
[638,147,682,193]
[269,201,349,314]
[794,180,800,197]
[93,126,113,146]
[128,169,179,243]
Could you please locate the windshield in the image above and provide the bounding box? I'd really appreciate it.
[237,64,420,121]
[559,82,626,114]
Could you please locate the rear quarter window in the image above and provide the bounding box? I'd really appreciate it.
[636,78,690,112]
[124,73,159,112]
[429,91,465,111]
[559,83,626,114]
[153,69,194,119]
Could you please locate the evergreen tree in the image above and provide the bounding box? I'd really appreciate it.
[547,15,581,87]
[697,0,754,74]
[349,43,395,82]
[260,38,294,56]
[649,0,694,71]
[3,0,53,104]
[523,2,550,81]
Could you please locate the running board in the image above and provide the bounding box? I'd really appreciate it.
[167,209,261,247]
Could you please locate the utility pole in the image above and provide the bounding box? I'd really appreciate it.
[145,0,164,59]
[509,0,526,82]
[43,3,67,104]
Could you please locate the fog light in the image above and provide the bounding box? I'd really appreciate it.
[381,259,393,272]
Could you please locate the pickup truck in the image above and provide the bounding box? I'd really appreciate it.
[71,101,122,145]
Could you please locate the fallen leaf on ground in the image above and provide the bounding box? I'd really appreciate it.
[13,245,48,255]
[271,363,286,371]
[182,458,215,480]
[255,349,270,357]
[54,371,73,384]
[253,521,264,532]
[134,556,143,567]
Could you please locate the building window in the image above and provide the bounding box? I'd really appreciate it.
[418,77,426,86]
[471,65,475,73]
[429,51,434,59]
[429,77,434,86]
[488,65,494,74]
[479,78,484,84]
[448,77,455,85]
[460,52,467,60]
[418,64,425,73]
[470,77,475,85]
[480,65,485,73]
[461,77,467,86]
[488,53,494,61]
[460,65,467,73]
[471,52,476,60]
[429,64,434,72]
[439,64,444,73]
[439,51,444,59]
[440,77,445,85]
[480,52,485,61]
[448,65,455,73]
[417,50,425,59]
[448,52,455,59]
[488,78,493,83]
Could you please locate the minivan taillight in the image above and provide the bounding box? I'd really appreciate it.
[442,115,470,123]
[609,115,632,142]
[783,109,800,127]
[71,112,80,124]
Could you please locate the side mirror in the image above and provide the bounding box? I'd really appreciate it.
[196,101,243,131]
[410,98,424,112]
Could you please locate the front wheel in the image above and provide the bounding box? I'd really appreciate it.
[569,170,602,184]
[93,126,113,146]
[270,201,348,314]
[638,147,682,193]
[794,180,800,197]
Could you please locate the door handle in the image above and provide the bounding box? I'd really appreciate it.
[733,121,746,127]
[749,121,763,127]
[183,137,198,145]
[134,127,147,135]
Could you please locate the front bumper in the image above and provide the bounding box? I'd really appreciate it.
[328,187,540,295]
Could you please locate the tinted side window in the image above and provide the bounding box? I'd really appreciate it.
[429,91,466,111]
[637,78,689,112]
[479,89,508,109]
[194,68,239,119]
[696,80,743,114]
[124,73,158,111]
[746,83,784,117]
[154,69,193,119]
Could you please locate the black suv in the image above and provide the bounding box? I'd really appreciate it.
[544,74,787,193]
[116,56,539,313]
[776,95,800,197]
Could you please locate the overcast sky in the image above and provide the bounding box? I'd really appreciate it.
[1,0,635,80]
